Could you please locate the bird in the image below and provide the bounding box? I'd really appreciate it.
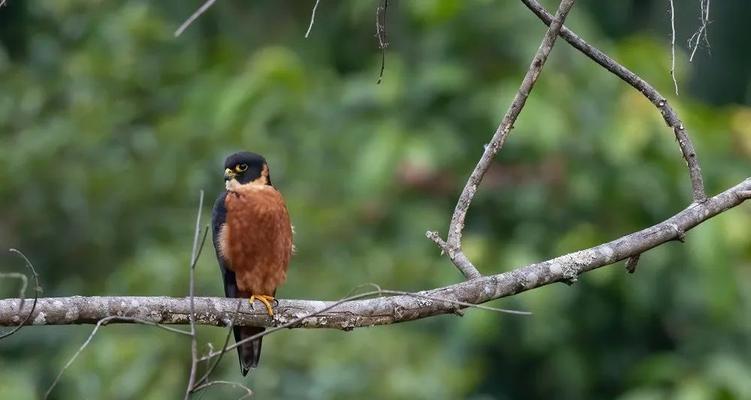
[211,151,294,375]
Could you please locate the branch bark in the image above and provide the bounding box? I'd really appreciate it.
[3,178,748,330]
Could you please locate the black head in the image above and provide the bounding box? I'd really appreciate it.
[223,151,272,186]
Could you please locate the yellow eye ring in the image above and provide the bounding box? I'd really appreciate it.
[236,163,248,172]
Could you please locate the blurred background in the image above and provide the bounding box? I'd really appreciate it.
[1,0,750,399]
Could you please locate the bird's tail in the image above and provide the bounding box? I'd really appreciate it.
[234,326,264,376]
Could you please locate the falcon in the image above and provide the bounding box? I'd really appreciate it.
[211,151,294,375]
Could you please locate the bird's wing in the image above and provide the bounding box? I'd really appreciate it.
[211,190,238,298]
[212,190,263,376]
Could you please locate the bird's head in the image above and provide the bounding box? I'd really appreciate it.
[223,151,272,189]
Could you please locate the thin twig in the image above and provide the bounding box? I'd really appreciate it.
[194,289,397,362]
[0,273,27,303]
[97,316,192,336]
[44,316,191,400]
[521,0,707,203]
[45,316,117,400]
[190,380,253,399]
[175,0,217,37]
[668,0,679,95]
[700,0,711,51]
[688,0,711,62]
[345,283,532,316]
[0,249,40,340]
[192,301,242,391]
[389,289,532,315]
[375,0,389,84]
[433,0,576,280]
[304,0,322,38]
[185,190,206,400]
[200,285,532,364]
[198,289,389,362]
[425,231,448,255]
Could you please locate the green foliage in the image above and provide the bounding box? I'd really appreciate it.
[1,1,749,399]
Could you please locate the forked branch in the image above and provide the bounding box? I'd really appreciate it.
[429,0,577,280]
[521,0,707,203]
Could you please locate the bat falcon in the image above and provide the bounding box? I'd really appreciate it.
[211,151,294,375]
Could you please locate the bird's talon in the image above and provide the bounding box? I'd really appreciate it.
[249,294,275,317]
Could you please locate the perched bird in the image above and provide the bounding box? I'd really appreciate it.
[211,151,294,375]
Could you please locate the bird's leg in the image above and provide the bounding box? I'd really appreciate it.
[248,294,276,317]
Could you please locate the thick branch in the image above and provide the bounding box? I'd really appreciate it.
[521,0,707,203]
[3,178,747,329]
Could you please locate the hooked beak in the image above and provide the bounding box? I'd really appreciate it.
[224,168,236,181]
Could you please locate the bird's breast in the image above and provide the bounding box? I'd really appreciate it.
[218,185,293,294]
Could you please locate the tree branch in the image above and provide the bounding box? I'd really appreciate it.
[3,177,747,330]
[668,0,680,95]
[174,0,217,37]
[190,380,253,399]
[305,0,322,38]
[687,0,711,62]
[375,0,389,84]
[521,0,707,203]
[431,0,576,281]
[185,191,207,400]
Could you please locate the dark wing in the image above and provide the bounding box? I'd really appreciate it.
[211,190,263,376]
[211,191,237,298]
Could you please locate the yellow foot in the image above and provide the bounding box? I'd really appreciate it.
[248,295,276,317]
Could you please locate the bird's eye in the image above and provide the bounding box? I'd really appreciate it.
[236,163,248,172]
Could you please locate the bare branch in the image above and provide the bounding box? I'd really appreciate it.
[375,0,389,84]
[0,273,27,303]
[305,0,322,39]
[668,0,679,95]
[44,316,191,400]
[521,0,707,203]
[192,302,241,391]
[198,286,527,365]
[175,0,217,37]
[425,230,448,254]
[45,316,116,400]
[688,0,711,62]
[185,191,207,400]
[4,177,748,332]
[431,0,576,280]
[191,380,253,399]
